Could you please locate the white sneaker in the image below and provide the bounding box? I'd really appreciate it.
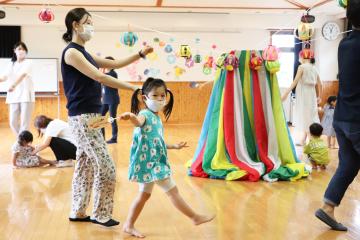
[56,160,74,168]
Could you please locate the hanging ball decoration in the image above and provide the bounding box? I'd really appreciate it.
[38,8,55,23]
[295,22,314,41]
[224,53,239,71]
[202,65,212,75]
[120,32,138,47]
[299,48,314,59]
[262,45,279,61]
[205,56,215,68]
[144,69,150,75]
[174,66,185,77]
[265,60,281,74]
[212,44,217,49]
[153,37,160,43]
[164,44,173,53]
[180,45,192,58]
[338,0,347,8]
[195,38,201,44]
[142,41,147,46]
[194,54,202,63]
[250,52,263,70]
[159,41,166,47]
[167,54,176,64]
[169,37,175,42]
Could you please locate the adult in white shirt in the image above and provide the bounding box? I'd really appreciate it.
[0,42,35,135]
[32,115,76,164]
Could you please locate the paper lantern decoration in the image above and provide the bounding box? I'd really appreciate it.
[167,54,176,64]
[185,57,194,68]
[38,8,55,23]
[224,53,239,71]
[250,52,263,70]
[265,60,280,74]
[295,22,314,41]
[121,32,138,47]
[180,45,191,58]
[194,54,202,63]
[262,45,279,61]
[164,44,173,53]
[216,54,226,69]
[338,0,347,8]
[299,48,314,59]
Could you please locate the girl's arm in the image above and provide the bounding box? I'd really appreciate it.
[91,46,153,69]
[12,152,19,167]
[120,112,146,127]
[281,66,304,102]
[8,73,28,92]
[64,48,138,91]
[166,142,188,150]
[32,136,52,155]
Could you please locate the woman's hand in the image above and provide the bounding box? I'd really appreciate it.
[140,46,154,56]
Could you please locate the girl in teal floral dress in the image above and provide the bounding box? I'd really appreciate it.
[120,77,214,238]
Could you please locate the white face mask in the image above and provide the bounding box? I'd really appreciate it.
[15,49,26,60]
[78,24,94,41]
[144,96,166,113]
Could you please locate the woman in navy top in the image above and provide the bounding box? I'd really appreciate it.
[61,8,153,227]
[100,56,120,144]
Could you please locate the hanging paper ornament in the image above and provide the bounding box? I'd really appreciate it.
[149,68,160,77]
[144,69,150,75]
[121,32,138,47]
[205,56,215,68]
[147,52,158,61]
[212,44,217,49]
[299,48,314,59]
[250,52,263,70]
[216,54,226,69]
[38,8,55,23]
[167,54,176,64]
[142,41,147,46]
[265,60,281,74]
[295,22,314,41]
[194,54,202,63]
[262,45,279,61]
[159,41,165,47]
[164,44,173,53]
[195,38,200,44]
[153,37,160,43]
[185,57,194,68]
[202,65,212,75]
[174,66,185,77]
[224,53,239,71]
[169,37,175,42]
[338,0,347,8]
[180,45,191,58]
[301,12,315,23]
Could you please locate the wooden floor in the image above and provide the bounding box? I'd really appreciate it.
[1,123,360,240]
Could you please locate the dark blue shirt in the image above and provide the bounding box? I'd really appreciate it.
[334,30,360,122]
[61,42,101,116]
[102,70,120,105]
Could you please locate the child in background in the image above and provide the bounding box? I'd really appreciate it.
[120,77,214,238]
[304,123,329,170]
[12,130,56,168]
[321,96,337,148]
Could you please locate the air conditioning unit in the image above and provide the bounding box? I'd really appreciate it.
[0,8,5,19]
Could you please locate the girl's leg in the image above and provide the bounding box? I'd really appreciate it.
[166,186,215,225]
[123,184,153,238]
[38,156,56,166]
[327,136,332,148]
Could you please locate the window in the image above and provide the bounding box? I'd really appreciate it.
[271,31,294,88]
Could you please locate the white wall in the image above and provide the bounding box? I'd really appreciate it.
[1,8,345,82]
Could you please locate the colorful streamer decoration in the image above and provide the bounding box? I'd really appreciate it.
[188,50,310,182]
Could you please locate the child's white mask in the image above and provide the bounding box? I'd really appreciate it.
[144,96,166,113]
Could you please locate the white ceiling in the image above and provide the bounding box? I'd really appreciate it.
[0,0,345,15]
